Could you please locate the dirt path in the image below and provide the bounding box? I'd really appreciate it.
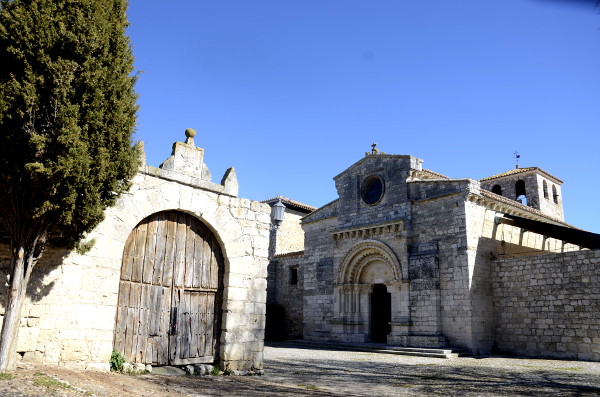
[0,344,599,396]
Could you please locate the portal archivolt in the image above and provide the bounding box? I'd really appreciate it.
[333,240,408,344]
[336,240,405,284]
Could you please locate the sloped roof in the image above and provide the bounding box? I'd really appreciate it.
[480,167,563,184]
[420,169,450,179]
[480,189,574,228]
[274,250,304,258]
[261,196,317,213]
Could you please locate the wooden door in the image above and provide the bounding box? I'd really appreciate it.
[113,211,223,365]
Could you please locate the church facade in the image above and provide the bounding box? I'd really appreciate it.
[267,147,600,361]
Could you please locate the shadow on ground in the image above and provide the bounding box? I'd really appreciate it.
[262,345,600,396]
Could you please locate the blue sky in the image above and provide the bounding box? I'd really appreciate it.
[126,1,600,232]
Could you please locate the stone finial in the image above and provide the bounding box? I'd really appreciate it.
[365,143,386,156]
[185,128,196,146]
[221,167,239,196]
[159,128,211,180]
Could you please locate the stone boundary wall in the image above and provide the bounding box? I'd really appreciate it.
[492,249,600,361]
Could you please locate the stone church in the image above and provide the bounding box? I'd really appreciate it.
[267,146,600,361]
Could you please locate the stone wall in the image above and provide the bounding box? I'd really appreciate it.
[300,210,337,341]
[269,253,304,339]
[275,208,306,255]
[0,134,271,371]
[492,249,600,361]
[409,179,473,350]
[463,192,581,355]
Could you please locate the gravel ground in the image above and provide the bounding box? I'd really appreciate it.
[262,342,600,396]
[0,343,598,396]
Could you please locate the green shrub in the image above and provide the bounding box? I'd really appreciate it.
[109,350,125,372]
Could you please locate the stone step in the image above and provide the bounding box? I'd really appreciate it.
[277,340,463,359]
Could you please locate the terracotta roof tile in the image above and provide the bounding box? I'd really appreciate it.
[421,169,450,179]
[480,167,563,184]
[480,190,575,228]
[261,196,317,213]
[274,250,304,258]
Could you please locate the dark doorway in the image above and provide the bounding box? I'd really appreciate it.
[370,284,391,343]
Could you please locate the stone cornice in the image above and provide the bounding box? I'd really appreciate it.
[331,219,405,241]
[141,165,237,197]
[468,191,575,228]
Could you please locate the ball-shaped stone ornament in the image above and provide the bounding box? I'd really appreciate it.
[185,128,197,138]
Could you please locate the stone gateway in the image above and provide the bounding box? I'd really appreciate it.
[0,130,271,371]
[267,147,600,361]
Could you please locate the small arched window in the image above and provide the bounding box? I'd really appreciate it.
[515,180,527,206]
[492,185,502,196]
[543,180,549,199]
[552,185,559,204]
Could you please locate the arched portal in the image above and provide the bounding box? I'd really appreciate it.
[333,240,408,344]
[113,211,224,365]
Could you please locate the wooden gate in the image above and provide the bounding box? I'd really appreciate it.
[113,211,223,365]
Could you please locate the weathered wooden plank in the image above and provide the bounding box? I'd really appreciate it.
[190,292,199,358]
[124,307,135,361]
[129,283,141,362]
[169,288,180,362]
[210,238,219,289]
[196,292,205,357]
[136,308,146,362]
[120,233,136,281]
[142,216,158,284]
[146,338,154,365]
[157,286,169,364]
[173,215,187,287]
[184,217,195,288]
[206,292,215,356]
[113,281,130,353]
[181,292,190,359]
[192,227,203,288]
[201,238,210,289]
[162,212,177,287]
[152,338,158,364]
[131,222,148,283]
[153,212,167,286]
[148,285,159,336]
[136,285,151,363]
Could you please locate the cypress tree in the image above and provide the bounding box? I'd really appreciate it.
[0,0,139,370]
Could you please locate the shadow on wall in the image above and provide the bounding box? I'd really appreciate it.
[0,243,69,309]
